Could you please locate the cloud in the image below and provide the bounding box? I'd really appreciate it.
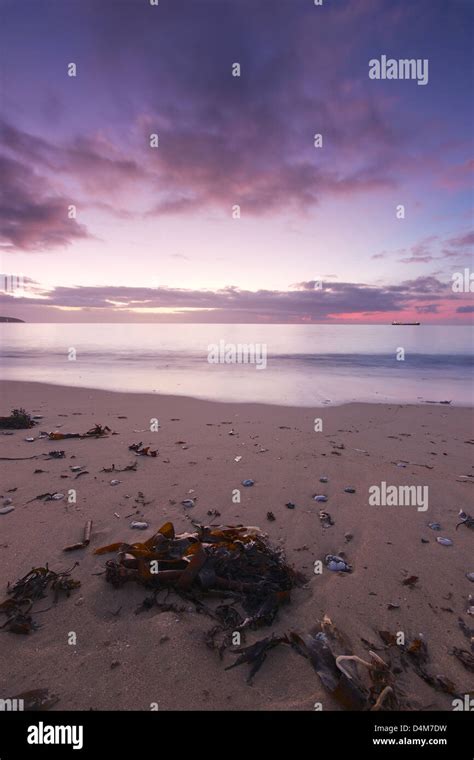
[1,274,466,323]
[0,155,91,251]
[415,304,439,314]
[377,231,473,267]
[398,236,438,264]
[447,231,474,248]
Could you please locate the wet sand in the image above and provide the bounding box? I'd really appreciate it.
[0,381,472,710]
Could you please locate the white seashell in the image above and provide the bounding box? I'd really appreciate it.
[436,537,453,546]
[130,521,148,530]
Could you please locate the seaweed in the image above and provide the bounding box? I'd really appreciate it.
[63,520,93,552]
[128,442,158,456]
[0,408,36,429]
[95,522,305,653]
[101,462,138,473]
[451,647,474,672]
[11,688,59,711]
[48,424,112,440]
[0,564,80,634]
[225,635,288,683]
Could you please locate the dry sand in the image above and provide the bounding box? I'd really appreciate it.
[0,381,472,711]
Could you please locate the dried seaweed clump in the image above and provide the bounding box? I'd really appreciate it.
[0,564,80,634]
[95,522,305,649]
[0,408,36,429]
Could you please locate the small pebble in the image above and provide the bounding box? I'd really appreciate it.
[467,572,474,582]
[344,487,356,494]
[285,502,296,509]
[319,476,328,483]
[313,495,328,503]
[130,521,149,530]
[428,522,441,531]
[181,499,195,508]
[0,506,15,515]
[242,479,254,487]
[110,480,120,486]
[266,511,276,521]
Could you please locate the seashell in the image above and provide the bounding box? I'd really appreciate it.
[313,494,328,502]
[25,437,35,442]
[110,479,120,486]
[130,521,148,530]
[436,537,453,546]
[181,499,194,508]
[325,554,352,573]
[0,506,15,515]
[456,510,474,530]
[319,510,334,528]
[467,595,474,616]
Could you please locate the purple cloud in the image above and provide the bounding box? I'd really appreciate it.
[0,155,90,251]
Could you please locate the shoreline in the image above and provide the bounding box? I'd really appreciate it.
[0,380,473,710]
[0,379,471,411]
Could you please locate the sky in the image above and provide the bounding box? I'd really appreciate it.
[0,0,473,323]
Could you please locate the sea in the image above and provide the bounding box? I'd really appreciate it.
[0,323,472,407]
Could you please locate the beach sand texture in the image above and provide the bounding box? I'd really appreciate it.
[0,381,472,710]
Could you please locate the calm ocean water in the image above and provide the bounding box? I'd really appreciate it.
[0,324,472,406]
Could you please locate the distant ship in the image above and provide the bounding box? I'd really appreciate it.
[391,321,420,325]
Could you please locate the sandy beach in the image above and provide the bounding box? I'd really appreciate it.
[0,380,473,711]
